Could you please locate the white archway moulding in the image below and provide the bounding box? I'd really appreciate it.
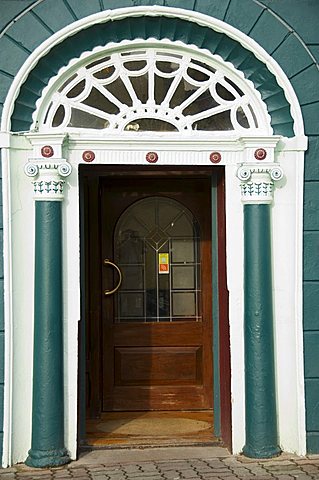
[0,5,308,467]
[0,5,306,138]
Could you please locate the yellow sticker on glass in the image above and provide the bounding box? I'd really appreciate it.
[158,253,169,274]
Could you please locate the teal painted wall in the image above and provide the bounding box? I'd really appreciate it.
[0,0,319,456]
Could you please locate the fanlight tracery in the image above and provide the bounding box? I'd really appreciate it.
[41,48,263,133]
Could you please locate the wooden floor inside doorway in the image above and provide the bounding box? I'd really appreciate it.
[86,410,220,448]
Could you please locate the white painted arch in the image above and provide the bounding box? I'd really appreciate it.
[1,6,305,137]
[0,6,308,467]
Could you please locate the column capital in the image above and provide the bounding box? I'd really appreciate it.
[237,164,283,205]
[24,158,72,201]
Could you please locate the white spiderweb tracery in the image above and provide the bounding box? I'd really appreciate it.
[42,49,260,133]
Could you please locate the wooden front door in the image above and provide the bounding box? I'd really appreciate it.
[85,172,213,414]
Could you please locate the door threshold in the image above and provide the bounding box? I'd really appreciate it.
[85,410,220,448]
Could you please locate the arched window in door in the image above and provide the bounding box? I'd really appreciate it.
[113,196,201,323]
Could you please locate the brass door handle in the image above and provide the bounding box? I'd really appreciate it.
[103,259,122,295]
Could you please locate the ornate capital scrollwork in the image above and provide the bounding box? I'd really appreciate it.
[24,159,72,201]
[237,165,283,204]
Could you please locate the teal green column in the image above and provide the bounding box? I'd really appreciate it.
[24,159,72,467]
[238,165,283,458]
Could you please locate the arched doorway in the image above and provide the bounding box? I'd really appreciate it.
[23,38,272,453]
[1,6,307,466]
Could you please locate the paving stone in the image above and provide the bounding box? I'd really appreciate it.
[295,460,316,465]
[277,471,305,476]
[27,476,52,479]
[36,470,50,474]
[267,465,303,472]
[288,475,314,479]
[200,477,225,480]
[228,468,252,477]
[102,475,126,479]
[180,472,201,478]
[160,472,182,479]
[205,477,237,480]
[15,477,34,480]
[247,475,273,478]
[125,472,148,478]
[16,477,43,480]
[272,476,295,479]
[53,473,72,477]
[201,474,233,478]
[222,458,244,465]
[23,472,52,477]
[122,465,140,470]
[70,477,90,480]
[97,471,123,476]
[209,474,238,478]
[134,476,162,479]
[84,465,106,470]
[236,457,261,464]
[204,461,227,467]
[298,465,319,473]
[158,463,187,469]
[209,475,238,479]
[193,467,218,473]
[247,469,271,476]
[246,477,276,480]
[129,477,162,480]
[18,471,51,476]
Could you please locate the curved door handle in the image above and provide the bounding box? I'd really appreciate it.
[103,259,122,296]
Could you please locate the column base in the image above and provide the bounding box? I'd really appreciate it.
[25,448,70,468]
[242,444,281,459]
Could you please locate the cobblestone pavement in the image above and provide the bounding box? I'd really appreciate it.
[1,449,319,480]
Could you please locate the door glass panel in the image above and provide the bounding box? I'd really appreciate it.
[113,196,201,323]
[172,266,196,289]
[121,265,144,290]
[172,292,196,317]
[117,236,144,264]
[167,214,194,236]
[119,292,144,319]
[171,239,195,263]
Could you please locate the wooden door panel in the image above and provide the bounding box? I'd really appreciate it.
[94,175,213,412]
[112,323,203,345]
[114,346,202,386]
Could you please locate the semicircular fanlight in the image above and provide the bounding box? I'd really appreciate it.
[40,48,262,133]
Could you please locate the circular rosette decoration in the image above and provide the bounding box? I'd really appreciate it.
[41,145,54,158]
[82,150,95,162]
[210,152,222,164]
[146,152,159,163]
